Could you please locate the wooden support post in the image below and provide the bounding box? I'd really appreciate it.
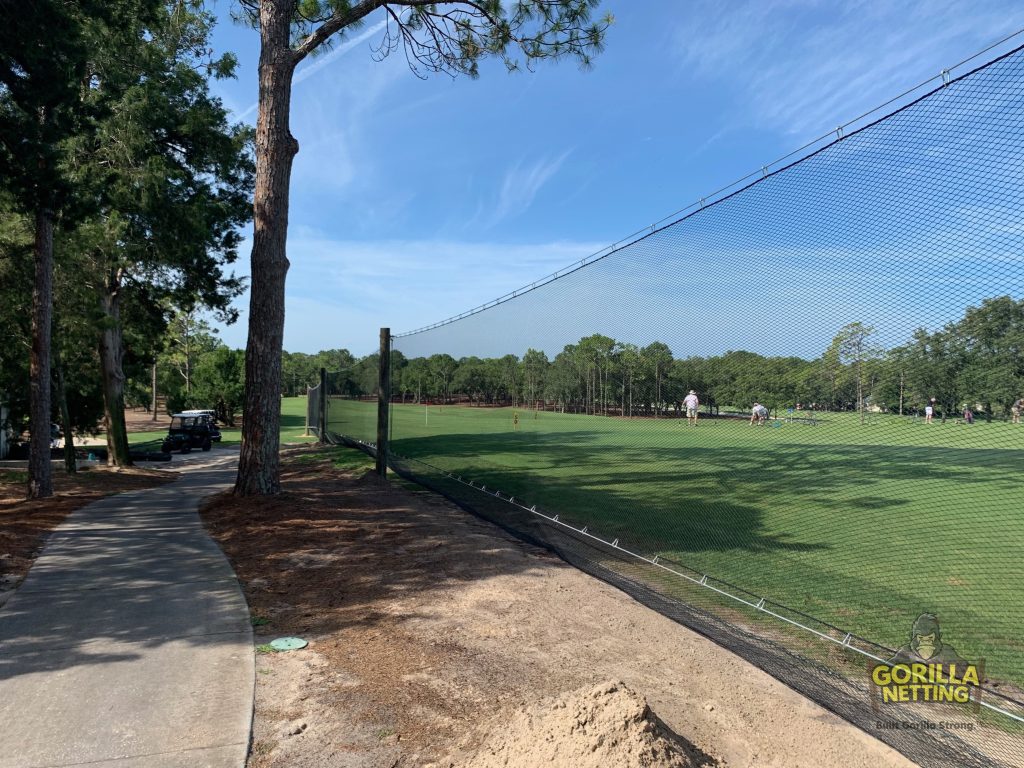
[376,328,391,478]
[318,367,327,442]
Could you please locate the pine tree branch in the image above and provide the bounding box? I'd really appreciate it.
[292,0,388,61]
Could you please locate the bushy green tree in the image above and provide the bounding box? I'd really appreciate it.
[0,0,153,496]
[191,346,246,426]
[523,348,549,408]
[68,4,253,467]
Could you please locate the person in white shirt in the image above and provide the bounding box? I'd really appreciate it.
[683,390,699,426]
[750,403,768,425]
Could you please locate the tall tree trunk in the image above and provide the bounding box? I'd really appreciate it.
[98,286,132,468]
[54,350,76,474]
[656,363,661,418]
[151,360,159,420]
[28,210,54,499]
[235,2,298,496]
[858,360,865,424]
[184,327,191,395]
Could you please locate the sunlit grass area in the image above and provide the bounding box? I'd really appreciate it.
[330,399,1024,685]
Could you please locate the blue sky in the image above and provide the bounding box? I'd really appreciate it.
[205,0,1024,356]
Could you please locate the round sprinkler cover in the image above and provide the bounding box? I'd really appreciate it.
[269,636,308,651]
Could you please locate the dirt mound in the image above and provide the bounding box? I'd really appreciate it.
[454,680,703,768]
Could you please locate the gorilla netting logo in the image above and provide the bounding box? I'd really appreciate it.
[870,613,983,711]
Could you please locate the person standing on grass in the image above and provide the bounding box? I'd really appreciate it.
[1012,397,1023,424]
[925,399,935,423]
[683,390,700,426]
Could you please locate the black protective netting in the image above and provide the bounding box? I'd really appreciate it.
[305,379,321,436]
[327,44,1024,767]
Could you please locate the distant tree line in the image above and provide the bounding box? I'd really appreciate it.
[128,294,1024,431]
[17,292,1010,468]
[340,296,1022,423]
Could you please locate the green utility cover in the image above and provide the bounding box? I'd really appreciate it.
[269,636,308,651]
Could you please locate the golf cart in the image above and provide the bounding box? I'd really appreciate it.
[161,413,219,454]
[180,409,223,441]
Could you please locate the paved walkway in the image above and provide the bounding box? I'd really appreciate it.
[0,451,253,768]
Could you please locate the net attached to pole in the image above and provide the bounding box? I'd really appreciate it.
[336,43,1024,768]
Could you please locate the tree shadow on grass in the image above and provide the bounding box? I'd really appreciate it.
[390,427,1024,553]
[280,409,307,430]
[387,428,1024,669]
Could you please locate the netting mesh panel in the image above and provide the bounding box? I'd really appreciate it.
[323,369,378,446]
[306,382,321,437]
[345,46,1024,767]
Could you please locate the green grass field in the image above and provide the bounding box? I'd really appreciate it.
[126,397,316,447]
[328,398,1024,686]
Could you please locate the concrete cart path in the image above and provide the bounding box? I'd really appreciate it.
[0,450,253,768]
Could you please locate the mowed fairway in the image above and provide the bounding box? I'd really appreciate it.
[328,399,1024,685]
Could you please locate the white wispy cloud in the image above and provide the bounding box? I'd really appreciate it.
[475,150,574,228]
[234,19,389,123]
[283,31,413,204]
[218,234,608,354]
[674,0,1020,139]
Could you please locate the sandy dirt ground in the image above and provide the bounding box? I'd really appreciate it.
[200,445,918,768]
[123,405,171,432]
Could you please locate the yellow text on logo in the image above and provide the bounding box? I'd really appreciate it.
[871,664,979,705]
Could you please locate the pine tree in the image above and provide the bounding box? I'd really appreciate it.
[232,0,612,495]
[0,1,144,496]
[65,4,253,466]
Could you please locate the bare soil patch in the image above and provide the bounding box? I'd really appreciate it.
[123,405,243,433]
[0,466,173,595]
[200,445,916,768]
[124,405,170,432]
